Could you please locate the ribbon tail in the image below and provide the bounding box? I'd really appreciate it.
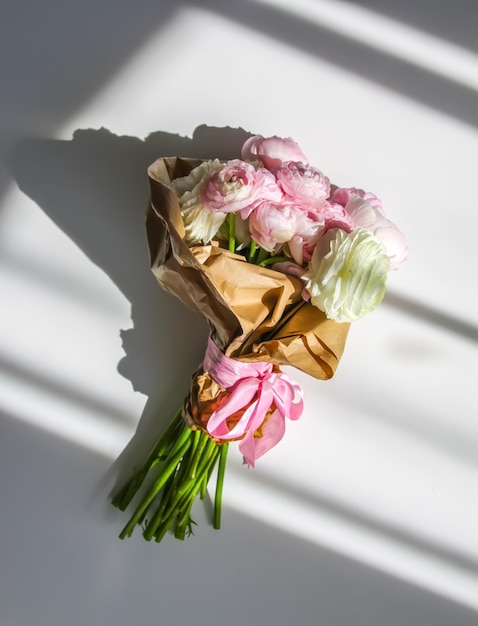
[239,408,286,468]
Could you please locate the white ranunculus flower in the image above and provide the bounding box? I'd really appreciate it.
[172,160,225,245]
[181,202,227,245]
[304,228,390,322]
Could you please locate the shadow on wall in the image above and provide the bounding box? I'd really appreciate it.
[7,124,252,484]
[0,0,180,201]
[348,0,478,53]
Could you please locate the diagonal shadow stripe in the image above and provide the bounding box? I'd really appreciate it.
[235,463,478,575]
[195,0,478,128]
[383,291,478,343]
[0,354,134,427]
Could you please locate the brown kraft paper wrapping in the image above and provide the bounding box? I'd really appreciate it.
[146,157,350,428]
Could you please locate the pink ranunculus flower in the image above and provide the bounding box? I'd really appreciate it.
[275,162,330,209]
[249,201,298,253]
[322,201,354,233]
[200,159,282,216]
[287,208,325,265]
[241,135,308,171]
[331,186,385,214]
[272,261,307,281]
[288,233,319,266]
[287,200,353,265]
[345,196,408,270]
[372,219,408,271]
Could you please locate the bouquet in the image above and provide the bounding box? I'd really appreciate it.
[112,134,407,543]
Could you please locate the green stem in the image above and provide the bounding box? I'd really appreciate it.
[183,428,201,477]
[186,430,209,480]
[112,408,183,511]
[118,432,193,539]
[256,247,270,266]
[153,517,173,544]
[213,443,229,530]
[176,489,196,530]
[164,439,215,522]
[174,496,196,540]
[148,467,177,526]
[248,239,257,262]
[259,255,291,267]
[194,437,218,479]
[142,483,175,541]
[228,213,236,253]
[142,430,209,540]
[174,446,219,515]
[151,444,220,542]
[199,473,208,500]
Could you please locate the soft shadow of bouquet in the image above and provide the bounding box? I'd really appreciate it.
[112,134,407,543]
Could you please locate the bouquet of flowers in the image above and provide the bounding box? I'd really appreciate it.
[112,134,407,543]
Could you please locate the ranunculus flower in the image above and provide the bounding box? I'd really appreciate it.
[288,233,319,266]
[172,159,222,197]
[249,201,298,252]
[287,200,354,265]
[371,219,408,270]
[321,201,354,232]
[200,159,282,216]
[272,261,307,281]
[303,228,390,322]
[331,186,385,214]
[287,208,325,265]
[172,160,226,244]
[181,203,227,245]
[241,135,308,170]
[342,196,380,229]
[275,162,330,209]
[345,196,407,270]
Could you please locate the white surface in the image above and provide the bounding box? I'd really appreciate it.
[1,1,477,624]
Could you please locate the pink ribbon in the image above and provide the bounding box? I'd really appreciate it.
[203,337,304,467]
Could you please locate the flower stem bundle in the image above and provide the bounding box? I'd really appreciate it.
[112,409,229,540]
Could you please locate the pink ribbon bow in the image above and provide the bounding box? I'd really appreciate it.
[203,337,304,467]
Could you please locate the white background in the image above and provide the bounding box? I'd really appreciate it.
[1,1,477,624]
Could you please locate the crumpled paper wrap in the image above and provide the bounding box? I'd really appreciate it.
[146,157,350,430]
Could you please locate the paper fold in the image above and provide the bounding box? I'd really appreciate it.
[146,157,350,382]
